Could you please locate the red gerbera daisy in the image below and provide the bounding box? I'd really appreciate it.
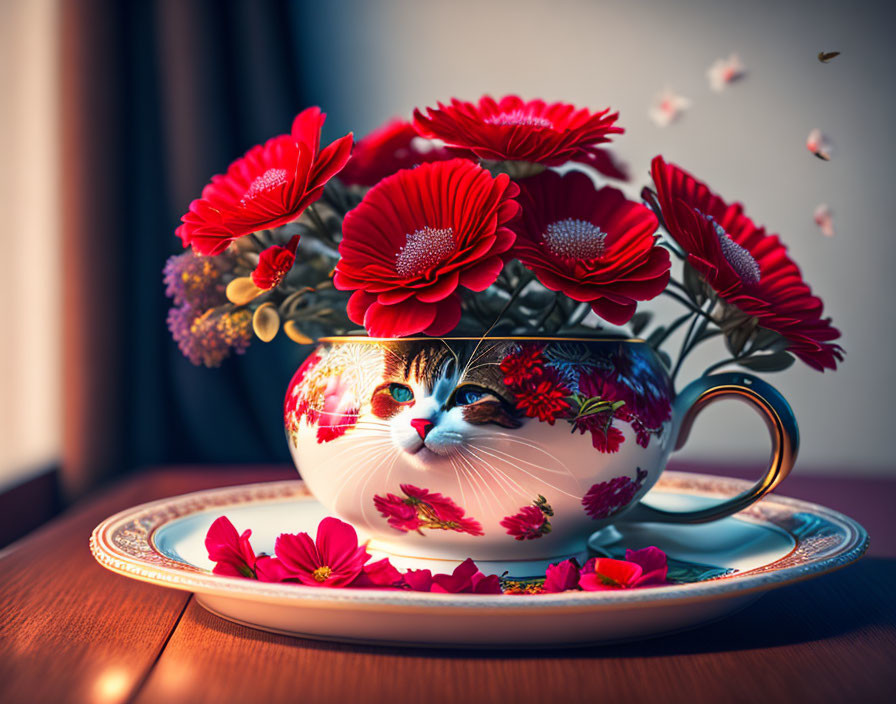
[333,158,519,337]
[413,95,623,170]
[338,119,459,186]
[512,170,670,325]
[177,107,353,255]
[650,156,843,371]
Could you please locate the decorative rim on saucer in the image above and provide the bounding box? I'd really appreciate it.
[90,471,868,611]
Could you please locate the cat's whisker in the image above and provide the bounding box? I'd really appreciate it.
[330,442,397,515]
[357,446,400,528]
[457,340,504,385]
[476,431,576,475]
[476,440,577,479]
[445,449,468,511]
[466,443,581,499]
[324,438,396,483]
[451,446,492,519]
[454,446,507,518]
[459,445,530,501]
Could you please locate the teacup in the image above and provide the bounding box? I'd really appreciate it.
[284,337,797,565]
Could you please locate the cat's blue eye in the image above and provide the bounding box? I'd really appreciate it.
[388,383,414,403]
[454,386,493,405]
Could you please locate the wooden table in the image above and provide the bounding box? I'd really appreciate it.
[2,465,894,704]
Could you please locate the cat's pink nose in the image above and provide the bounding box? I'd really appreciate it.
[410,418,435,440]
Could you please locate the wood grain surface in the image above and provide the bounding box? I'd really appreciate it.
[2,466,895,704]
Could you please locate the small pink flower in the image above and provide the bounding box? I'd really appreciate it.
[578,546,669,591]
[350,558,405,589]
[543,558,581,593]
[274,517,370,587]
[374,484,484,536]
[581,468,648,520]
[254,555,294,583]
[205,516,258,578]
[373,492,424,532]
[403,558,502,594]
[400,484,465,522]
[624,546,669,586]
[501,505,550,540]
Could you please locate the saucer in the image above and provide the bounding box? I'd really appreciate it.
[90,471,867,647]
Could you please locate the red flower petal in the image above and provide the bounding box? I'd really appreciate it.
[339,118,461,186]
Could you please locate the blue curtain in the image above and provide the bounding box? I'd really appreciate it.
[63,0,320,489]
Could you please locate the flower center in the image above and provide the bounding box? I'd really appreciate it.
[241,168,288,206]
[702,214,761,285]
[395,227,456,278]
[311,565,332,582]
[543,218,607,261]
[485,110,553,129]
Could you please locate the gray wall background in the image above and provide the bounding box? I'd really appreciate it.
[297,0,896,474]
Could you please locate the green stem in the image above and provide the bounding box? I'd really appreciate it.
[533,295,560,333]
[670,299,718,387]
[481,273,534,337]
[661,289,716,322]
[648,310,695,349]
[306,204,332,242]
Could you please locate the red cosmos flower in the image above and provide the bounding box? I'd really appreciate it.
[251,235,300,290]
[578,546,669,591]
[500,505,550,540]
[205,516,259,578]
[543,558,581,593]
[402,559,503,594]
[274,517,370,587]
[177,107,353,255]
[651,156,843,371]
[413,95,623,168]
[338,119,458,186]
[334,159,519,337]
[513,170,670,325]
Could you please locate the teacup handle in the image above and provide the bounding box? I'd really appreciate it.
[624,372,799,524]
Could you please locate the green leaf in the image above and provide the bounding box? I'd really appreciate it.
[629,311,652,336]
[749,326,789,353]
[738,351,795,372]
[645,326,667,348]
